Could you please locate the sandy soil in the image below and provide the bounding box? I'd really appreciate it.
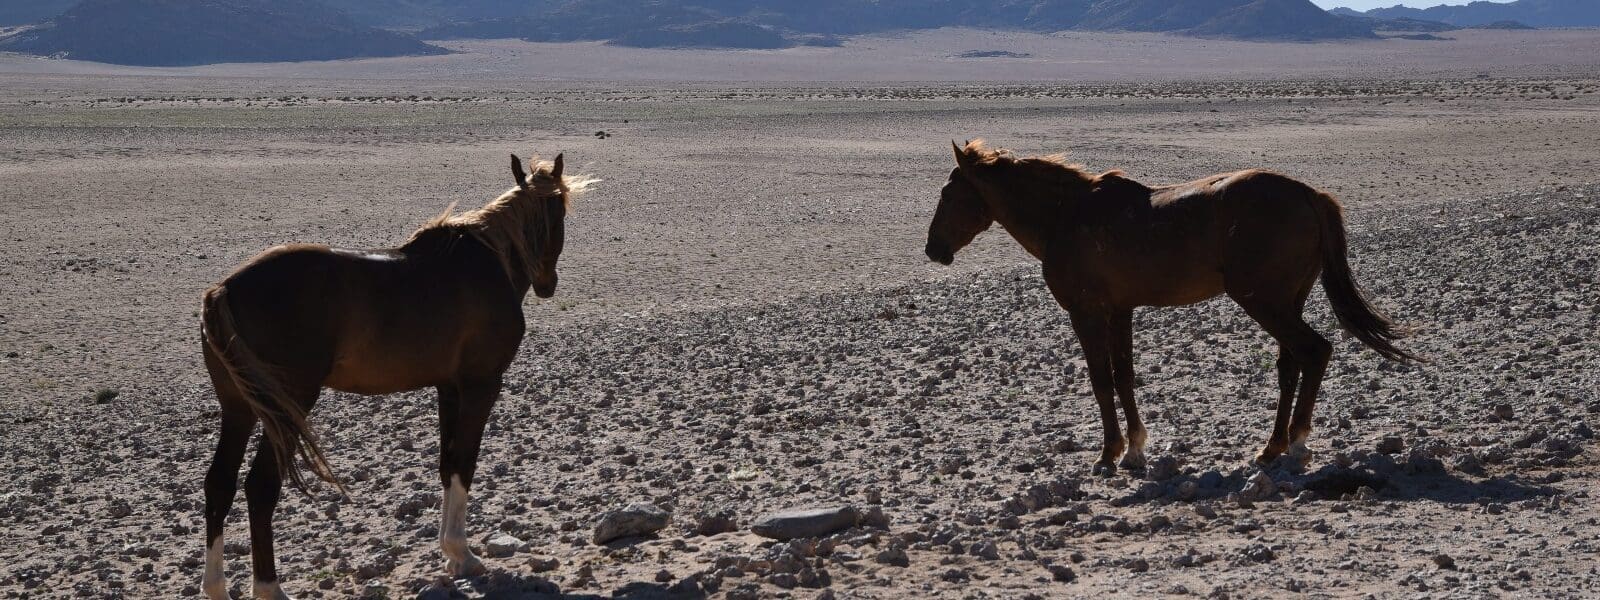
[0,46,1598,600]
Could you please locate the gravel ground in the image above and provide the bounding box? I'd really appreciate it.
[1,77,1597,599]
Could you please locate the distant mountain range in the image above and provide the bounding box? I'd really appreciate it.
[421,0,1378,48]
[0,0,448,66]
[1330,0,1600,28]
[6,0,1581,66]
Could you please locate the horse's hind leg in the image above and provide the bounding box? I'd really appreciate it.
[1261,342,1300,464]
[437,377,500,577]
[1067,309,1124,475]
[244,388,319,600]
[1109,310,1148,471]
[203,348,256,600]
[1236,291,1325,468]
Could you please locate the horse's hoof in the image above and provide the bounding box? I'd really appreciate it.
[1118,451,1147,472]
[252,581,294,600]
[1284,443,1313,469]
[447,553,488,578]
[202,581,230,600]
[1091,461,1117,477]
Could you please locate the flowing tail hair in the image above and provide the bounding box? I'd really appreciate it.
[1311,191,1423,363]
[202,286,346,496]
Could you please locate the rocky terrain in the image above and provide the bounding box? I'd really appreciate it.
[0,75,1597,598]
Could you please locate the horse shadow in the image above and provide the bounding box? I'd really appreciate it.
[1115,459,1562,508]
[1275,459,1561,506]
[453,569,707,600]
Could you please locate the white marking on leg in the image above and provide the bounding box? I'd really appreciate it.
[253,579,291,600]
[441,474,483,576]
[203,537,228,600]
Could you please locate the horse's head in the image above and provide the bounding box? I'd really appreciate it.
[925,142,994,265]
[510,153,585,298]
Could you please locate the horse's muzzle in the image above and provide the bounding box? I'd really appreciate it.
[925,241,954,266]
[533,280,557,299]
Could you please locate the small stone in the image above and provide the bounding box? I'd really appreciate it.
[593,503,671,544]
[1377,436,1406,454]
[1049,564,1076,582]
[1243,543,1276,562]
[527,557,560,573]
[1239,472,1277,502]
[751,506,860,541]
[859,505,891,529]
[970,540,1000,560]
[1492,404,1514,421]
[1432,553,1456,569]
[874,546,909,567]
[1146,456,1181,482]
[484,533,524,558]
[693,509,739,536]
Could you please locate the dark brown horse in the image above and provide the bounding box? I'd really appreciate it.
[199,154,595,600]
[925,140,1416,476]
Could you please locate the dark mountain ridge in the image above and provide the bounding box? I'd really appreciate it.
[420,0,1378,47]
[1341,0,1600,28]
[0,0,448,66]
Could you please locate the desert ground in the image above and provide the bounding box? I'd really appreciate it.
[1,30,1598,599]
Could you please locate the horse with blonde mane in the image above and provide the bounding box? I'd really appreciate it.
[199,153,595,600]
[926,140,1417,476]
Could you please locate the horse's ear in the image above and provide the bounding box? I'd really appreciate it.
[551,153,564,179]
[511,154,529,190]
[952,140,975,173]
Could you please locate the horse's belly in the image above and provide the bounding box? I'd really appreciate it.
[324,342,450,395]
[1138,270,1225,307]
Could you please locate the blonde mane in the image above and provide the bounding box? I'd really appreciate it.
[959,139,1125,186]
[410,158,598,286]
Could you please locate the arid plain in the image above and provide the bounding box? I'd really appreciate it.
[1,29,1598,599]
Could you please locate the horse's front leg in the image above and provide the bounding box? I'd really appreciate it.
[1068,310,1124,475]
[436,378,500,578]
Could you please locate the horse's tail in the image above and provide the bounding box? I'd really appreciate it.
[1311,191,1422,363]
[202,286,344,495]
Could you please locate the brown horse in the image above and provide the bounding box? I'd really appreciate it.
[925,140,1416,476]
[199,154,595,600]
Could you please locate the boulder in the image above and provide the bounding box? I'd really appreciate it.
[751,506,860,541]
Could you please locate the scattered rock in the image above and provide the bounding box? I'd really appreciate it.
[693,509,739,536]
[751,506,859,541]
[1049,564,1076,582]
[1146,455,1181,482]
[484,533,524,558]
[593,503,671,544]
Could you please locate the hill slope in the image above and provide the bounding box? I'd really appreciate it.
[0,0,78,26]
[0,0,448,66]
[1350,0,1600,28]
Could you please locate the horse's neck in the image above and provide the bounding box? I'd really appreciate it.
[985,180,1071,261]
